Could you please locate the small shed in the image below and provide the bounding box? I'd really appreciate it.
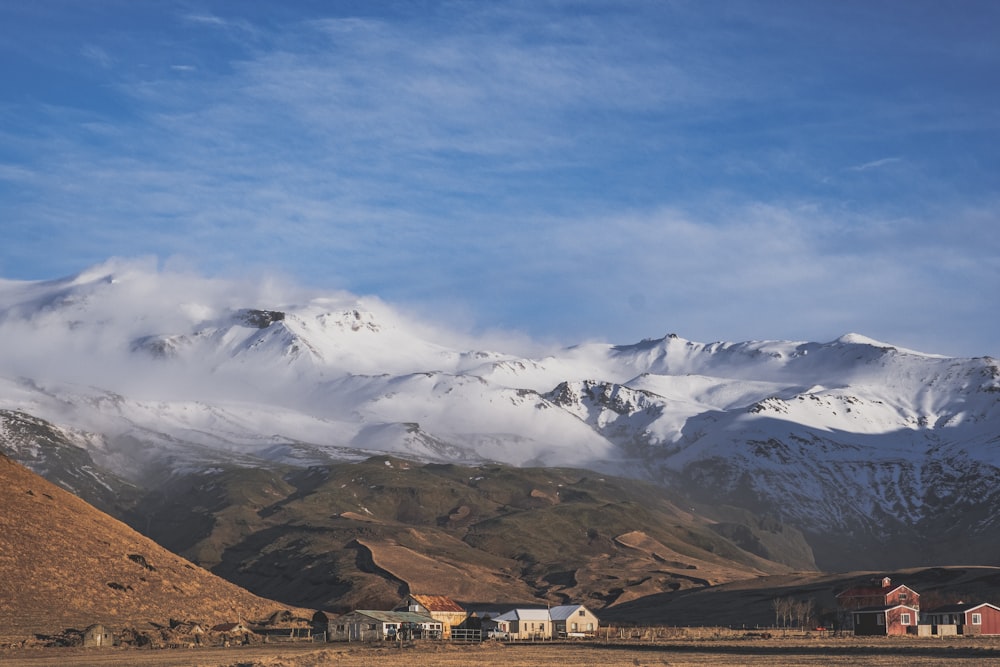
[210,621,253,646]
[83,624,114,648]
[211,621,252,634]
[550,604,600,637]
[852,605,919,636]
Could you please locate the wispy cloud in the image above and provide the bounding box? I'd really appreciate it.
[181,12,261,42]
[0,2,996,358]
[183,14,229,27]
[80,44,113,68]
[848,157,903,172]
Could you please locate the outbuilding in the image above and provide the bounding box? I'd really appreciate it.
[922,603,1000,636]
[852,604,919,636]
[83,624,114,647]
[394,594,467,639]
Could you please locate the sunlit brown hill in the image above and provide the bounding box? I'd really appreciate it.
[0,453,308,643]
[134,457,816,615]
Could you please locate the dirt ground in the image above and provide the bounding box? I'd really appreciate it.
[5,638,1000,667]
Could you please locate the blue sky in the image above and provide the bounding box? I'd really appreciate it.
[1,1,997,357]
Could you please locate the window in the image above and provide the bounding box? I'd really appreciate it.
[579,610,586,616]
[899,593,908,602]
[972,613,983,625]
[901,613,911,625]
[571,622,578,632]
[587,623,594,631]
[876,614,885,626]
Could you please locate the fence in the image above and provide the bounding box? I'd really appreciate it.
[450,628,482,643]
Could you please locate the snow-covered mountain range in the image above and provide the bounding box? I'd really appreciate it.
[2,259,998,569]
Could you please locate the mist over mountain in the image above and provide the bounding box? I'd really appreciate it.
[1,259,998,571]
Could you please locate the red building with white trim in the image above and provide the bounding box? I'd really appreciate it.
[852,604,919,636]
[922,603,1000,636]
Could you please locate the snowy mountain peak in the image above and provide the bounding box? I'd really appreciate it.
[835,332,893,347]
[1,262,998,571]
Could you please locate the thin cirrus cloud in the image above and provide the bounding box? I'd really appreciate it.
[847,158,903,172]
[0,2,996,359]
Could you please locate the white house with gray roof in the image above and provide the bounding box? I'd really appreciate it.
[549,604,599,636]
[482,608,552,640]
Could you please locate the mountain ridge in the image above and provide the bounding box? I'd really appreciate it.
[1,261,998,572]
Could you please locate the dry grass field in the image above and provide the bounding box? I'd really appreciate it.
[6,636,1000,667]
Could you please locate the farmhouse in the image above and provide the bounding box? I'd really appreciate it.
[549,604,599,637]
[394,594,467,639]
[921,602,1000,636]
[836,577,920,609]
[328,610,443,641]
[484,608,552,640]
[851,604,919,636]
[836,576,920,630]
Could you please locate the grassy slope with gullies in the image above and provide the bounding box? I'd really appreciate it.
[133,456,817,615]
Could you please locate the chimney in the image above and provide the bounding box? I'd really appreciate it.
[881,577,892,588]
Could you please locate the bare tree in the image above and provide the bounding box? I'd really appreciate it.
[793,599,815,629]
[771,596,795,628]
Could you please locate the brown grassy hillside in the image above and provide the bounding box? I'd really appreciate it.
[133,457,814,614]
[0,454,309,642]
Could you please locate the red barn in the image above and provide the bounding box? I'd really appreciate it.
[923,603,1000,636]
[852,605,919,636]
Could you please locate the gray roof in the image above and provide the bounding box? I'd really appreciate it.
[495,608,551,622]
[348,610,438,624]
[926,602,1000,614]
[853,605,919,613]
[549,604,596,621]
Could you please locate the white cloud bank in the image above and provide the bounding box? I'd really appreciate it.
[0,2,996,360]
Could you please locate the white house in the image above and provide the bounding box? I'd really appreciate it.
[549,604,599,637]
[483,608,552,640]
[327,610,442,641]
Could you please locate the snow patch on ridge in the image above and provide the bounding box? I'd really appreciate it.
[1,261,999,556]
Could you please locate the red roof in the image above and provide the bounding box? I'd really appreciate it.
[210,622,247,632]
[409,594,465,613]
[836,584,916,598]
